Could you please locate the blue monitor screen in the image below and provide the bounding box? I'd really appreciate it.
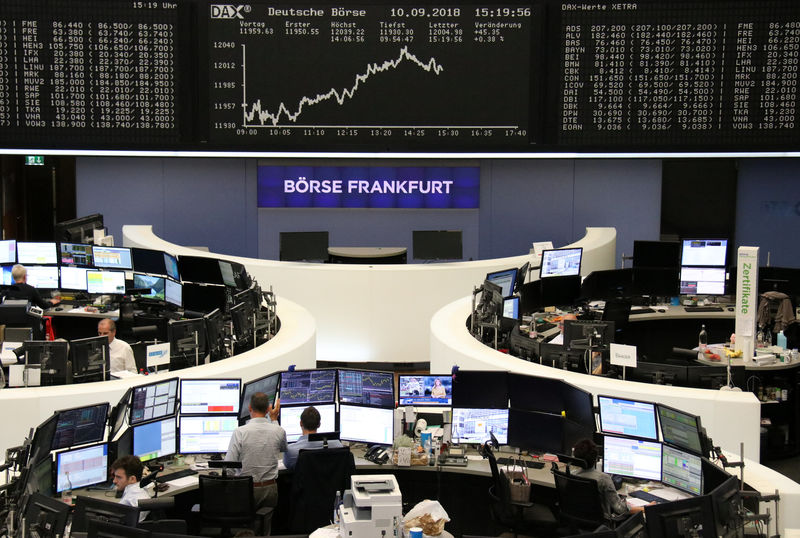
[598,396,658,440]
[503,296,520,319]
[602,435,662,482]
[164,253,180,281]
[2,265,14,285]
[398,375,452,406]
[486,268,517,298]
[279,369,336,405]
[133,273,165,301]
[452,408,509,445]
[133,417,177,462]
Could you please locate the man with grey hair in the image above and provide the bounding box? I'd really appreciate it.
[98,318,137,374]
[4,264,60,310]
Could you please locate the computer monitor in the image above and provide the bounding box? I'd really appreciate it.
[86,270,126,294]
[178,255,223,284]
[412,230,462,261]
[452,370,508,409]
[131,247,167,276]
[508,408,568,454]
[657,404,704,455]
[503,296,520,320]
[54,442,109,493]
[239,372,281,421]
[597,396,658,441]
[204,308,225,360]
[132,273,166,301]
[602,435,662,481]
[451,407,509,445]
[71,496,140,533]
[398,374,452,406]
[17,242,58,265]
[1,264,13,285]
[219,261,237,287]
[280,403,337,443]
[23,340,70,385]
[109,388,132,441]
[662,444,703,496]
[279,369,337,405]
[580,269,634,301]
[540,275,582,307]
[486,268,518,298]
[130,377,179,425]
[54,213,104,244]
[516,261,530,293]
[133,416,177,462]
[337,369,395,408]
[180,378,241,415]
[681,239,728,267]
[163,278,182,308]
[22,492,70,538]
[644,494,716,538]
[229,301,254,345]
[563,320,615,351]
[26,265,60,289]
[633,240,681,269]
[178,415,238,454]
[339,404,394,445]
[540,248,582,278]
[679,266,726,295]
[51,402,109,450]
[279,231,330,262]
[708,475,742,537]
[508,374,587,421]
[29,413,58,465]
[92,246,132,270]
[60,266,89,291]
[70,335,109,383]
[632,267,680,297]
[168,318,208,369]
[164,253,180,281]
[182,282,228,313]
[0,239,16,263]
[25,456,54,496]
[59,242,95,266]
[758,266,800,297]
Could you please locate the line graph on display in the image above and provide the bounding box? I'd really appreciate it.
[241,44,450,128]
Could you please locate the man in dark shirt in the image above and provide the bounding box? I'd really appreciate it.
[4,264,60,310]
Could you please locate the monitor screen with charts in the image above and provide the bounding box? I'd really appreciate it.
[657,404,704,455]
[681,239,728,267]
[133,417,177,462]
[26,266,60,289]
[130,378,179,426]
[178,415,238,454]
[602,435,662,482]
[279,369,336,405]
[339,404,393,445]
[180,379,241,415]
[92,246,133,270]
[17,242,57,265]
[55,442,108,493]
[451,408,509,445]
[679,267,726,295]
[486,268,517,298]
[598,396,658,441]
[337,369,395,408]
[51,403,109,450]
[239,373,281,421]
[540,248,582,278]
[59,242,94,266]
[280,404,336,443]
[86,270,126,294]
[662,444,703,496]
[398,375,452,406]
[60,266,89,291]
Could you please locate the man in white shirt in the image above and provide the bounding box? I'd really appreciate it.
[111,455,150,522]
[98,318,137,374]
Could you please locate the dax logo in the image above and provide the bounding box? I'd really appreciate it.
[210,4,250,19]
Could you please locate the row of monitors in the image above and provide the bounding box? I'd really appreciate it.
[485,247,583,298]
[0,240,250,289]
[633,239,729,269]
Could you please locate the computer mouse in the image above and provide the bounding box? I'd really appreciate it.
[55,307,64,311]
[728,307,734,311]
[208,471,220,477]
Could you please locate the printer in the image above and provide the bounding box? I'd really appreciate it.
[339,474,402,538]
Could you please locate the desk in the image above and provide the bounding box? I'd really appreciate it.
[44,305,120,341]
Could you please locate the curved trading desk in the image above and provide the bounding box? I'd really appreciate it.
[123,225,616,364]
[0,297,316,458]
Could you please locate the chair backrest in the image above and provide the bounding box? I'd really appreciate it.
[198,475,255,524]
[602,299,632,332]
[288,446,355,534]
[552,468,606,530]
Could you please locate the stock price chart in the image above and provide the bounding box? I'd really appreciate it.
[204,2,537,150]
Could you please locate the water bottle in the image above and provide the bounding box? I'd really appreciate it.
[333,490,342,525]
[698,324,708,351]
[777,331,787,349]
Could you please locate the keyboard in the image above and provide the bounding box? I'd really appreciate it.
[497,457,545,469]
[684,306,724,312]
[628,308,656,315]
[629,490,665,503]
[156,468,198,483]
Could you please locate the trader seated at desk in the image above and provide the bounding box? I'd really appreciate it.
[283,406,343,470]
[571,439,649,516]
[111,455,150,522]
[4,264,61,309]
[98,318,137,374]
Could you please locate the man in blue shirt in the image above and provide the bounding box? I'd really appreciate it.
[283,406,343,470]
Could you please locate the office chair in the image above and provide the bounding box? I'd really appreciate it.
[485,446,558,537]
[138,519,188,535]
[287,447,355,534]
[602,298,632,344]
[198,475,256,537]
[551,465,629,535]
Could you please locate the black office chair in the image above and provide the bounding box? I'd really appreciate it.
[138,519,188,535]
[485,447,558,537]
[287,447,355,534]
[602,298,632,343]
[551,465,628,535]
[198,475,256,537]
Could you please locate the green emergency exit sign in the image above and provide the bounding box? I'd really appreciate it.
[25,155,44,166]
